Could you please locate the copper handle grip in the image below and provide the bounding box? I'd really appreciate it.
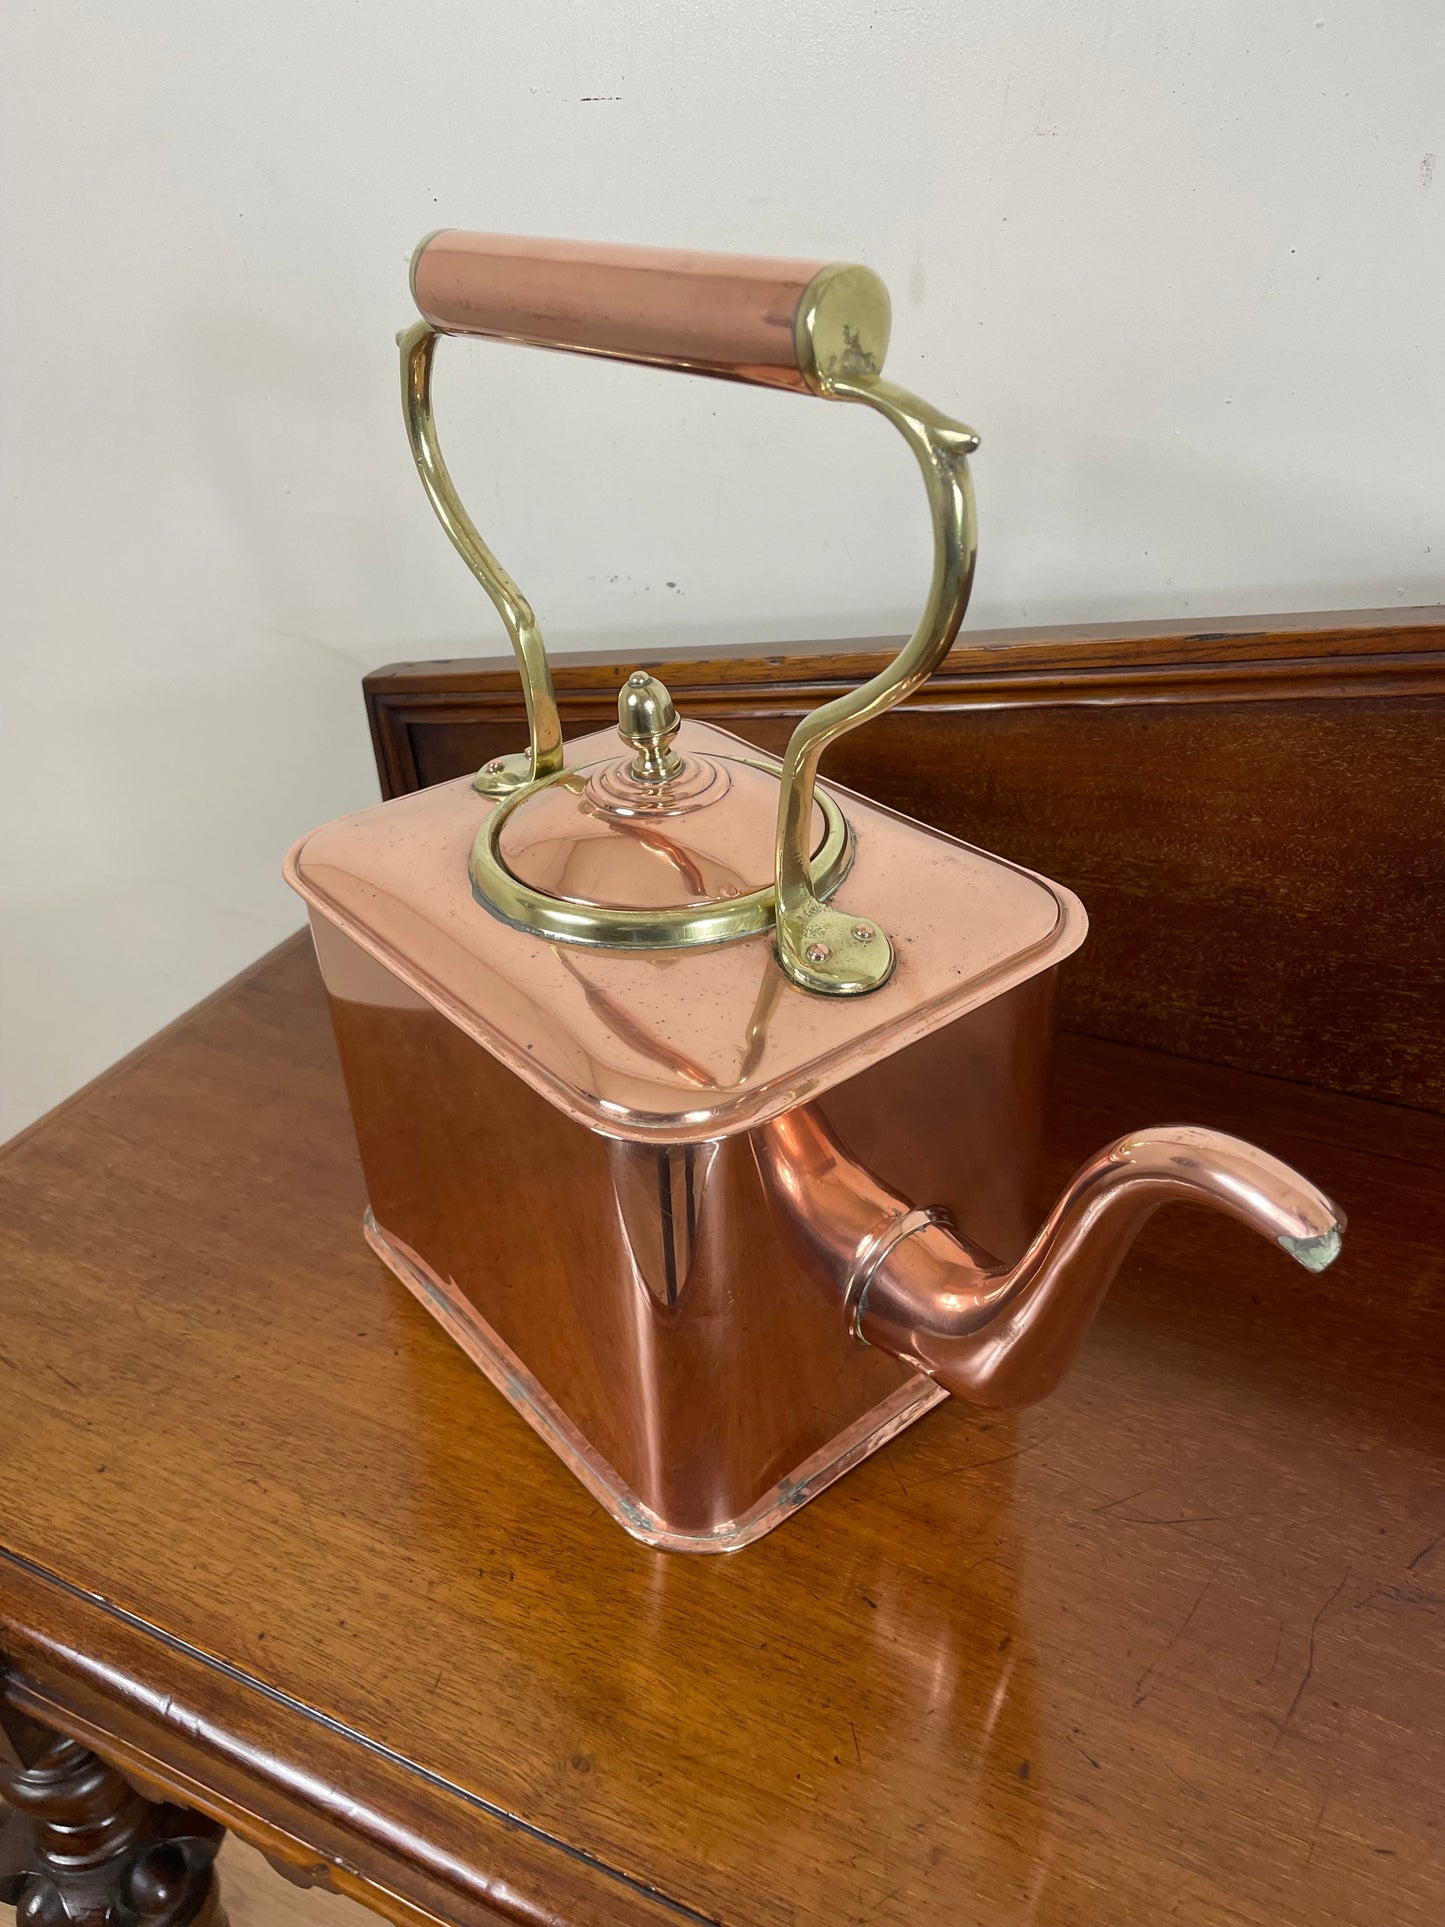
[410,229,890,394]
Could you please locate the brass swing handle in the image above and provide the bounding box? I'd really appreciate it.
[403,230,980,996]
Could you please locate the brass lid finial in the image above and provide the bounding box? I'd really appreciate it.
[618,671,684,784]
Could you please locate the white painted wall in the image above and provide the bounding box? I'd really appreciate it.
[2,2,1441,1140]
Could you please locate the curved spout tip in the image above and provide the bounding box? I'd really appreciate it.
[857,1123,1346,1409]
[754,1103,1346,1414]
[1279,1224,1344,1272]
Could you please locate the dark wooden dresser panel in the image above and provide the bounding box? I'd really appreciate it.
[365,609,1445,1110]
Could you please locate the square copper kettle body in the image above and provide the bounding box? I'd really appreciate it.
[286,720,1088,1551]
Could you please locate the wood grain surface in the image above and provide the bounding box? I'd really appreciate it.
[363,608,1445,1110]
[0,936,1440,1926]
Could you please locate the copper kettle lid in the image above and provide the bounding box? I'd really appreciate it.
[479,672,850,933]
[284,713,1086,1143]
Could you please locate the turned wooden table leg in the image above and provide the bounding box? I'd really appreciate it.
[0,1699,226,1927]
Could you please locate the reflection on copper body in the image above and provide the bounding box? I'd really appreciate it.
[577,815,711,901]
[553,949,716,1090]
[498,751,825,910]
[313,922,1056,1549]
[410,230,826,392]
[308,884,1343,1551]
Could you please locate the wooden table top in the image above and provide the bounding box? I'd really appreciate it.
[1,936,1441,1927]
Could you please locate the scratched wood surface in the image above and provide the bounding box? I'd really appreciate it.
[0,937,1440,1927]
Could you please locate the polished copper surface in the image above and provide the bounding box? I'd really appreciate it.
[759,1109,1344,1408]
[312,921,1058,1547]
[286,720,1085,1142]
[362,1215,945,1556]
[410,230,828,391]
[497,749,826,911]
[311,904,1342,1547]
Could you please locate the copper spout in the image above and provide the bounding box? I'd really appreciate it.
[756,1113,1344,1410]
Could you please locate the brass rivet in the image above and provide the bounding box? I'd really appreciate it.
[485,759,504,774]
[851,923,875,943]
[628,670,650,685]
[805,942,831,964]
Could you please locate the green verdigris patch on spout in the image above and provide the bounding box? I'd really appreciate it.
[1279,1226,1343,1272]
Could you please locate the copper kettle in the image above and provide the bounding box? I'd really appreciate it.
[286,232,1342,1551]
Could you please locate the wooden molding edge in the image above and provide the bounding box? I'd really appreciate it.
[363,608,1445,796]
[0,1558,691,1927]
